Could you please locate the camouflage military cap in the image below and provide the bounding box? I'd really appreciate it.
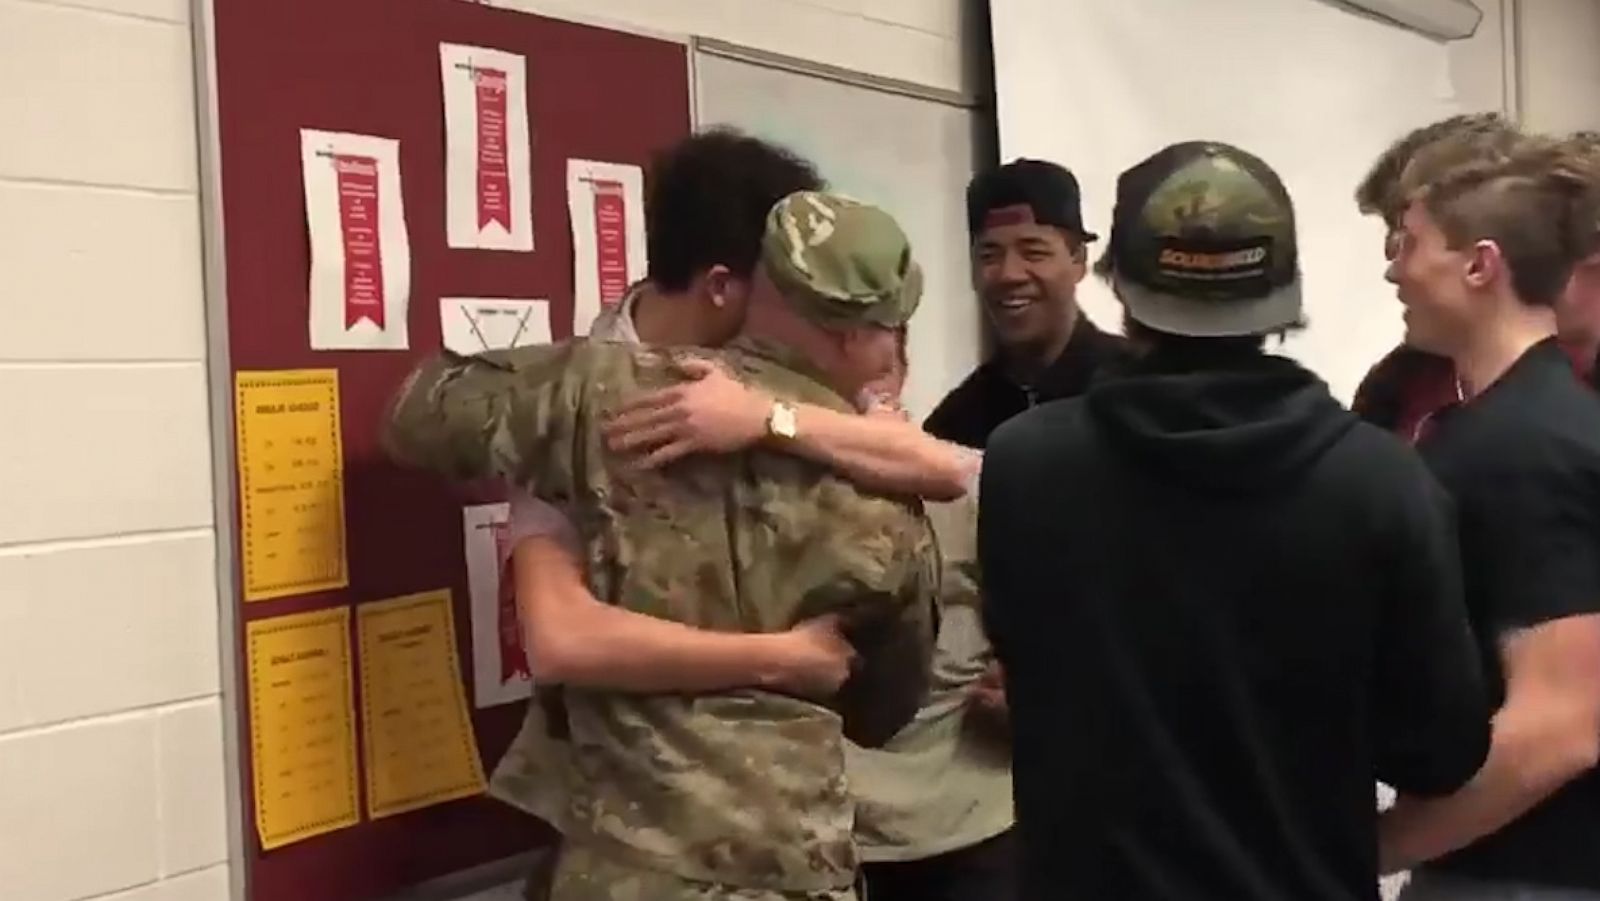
[761,190,924,330]
[1104,141,1301,338]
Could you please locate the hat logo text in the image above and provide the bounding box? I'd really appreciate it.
[1158,246,1266,271]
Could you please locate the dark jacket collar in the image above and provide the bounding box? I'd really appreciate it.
[984,314,1123,402]
[924,314,1127,449]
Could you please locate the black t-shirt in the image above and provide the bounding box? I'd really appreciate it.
[923,315,1126,449]
[1417,339,1600,889]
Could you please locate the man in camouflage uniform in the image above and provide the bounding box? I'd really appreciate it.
[384,190,940,900]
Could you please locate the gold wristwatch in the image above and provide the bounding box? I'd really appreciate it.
[767,400,799,440]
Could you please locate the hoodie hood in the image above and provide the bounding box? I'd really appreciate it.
[1085,351,1355,496]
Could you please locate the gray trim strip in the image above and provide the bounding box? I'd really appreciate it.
[693,37,976,109]
[188,0,249,897]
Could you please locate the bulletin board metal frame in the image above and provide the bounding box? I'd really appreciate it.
[188,1,694,899]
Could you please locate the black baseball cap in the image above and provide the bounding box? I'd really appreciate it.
[967,159,1098,243]
[1105,141,1302,338]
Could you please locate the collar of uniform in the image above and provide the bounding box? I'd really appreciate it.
[725,336,851,403]
[590,279,649,344]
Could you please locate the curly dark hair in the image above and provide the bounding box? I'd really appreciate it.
[644,128,824,292]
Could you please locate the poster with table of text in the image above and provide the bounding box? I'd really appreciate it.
[247,607,361,850]
[235,369,348,602]
[358,590,487,819]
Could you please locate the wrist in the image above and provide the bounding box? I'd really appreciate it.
[753,632,798,689]
[763,398,799,444]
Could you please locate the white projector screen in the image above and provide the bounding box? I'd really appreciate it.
[992,0,1463,400]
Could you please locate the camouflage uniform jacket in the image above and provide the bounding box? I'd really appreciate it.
[487,284,641,831]
[383,336,940,893]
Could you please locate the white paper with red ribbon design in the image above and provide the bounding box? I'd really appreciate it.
[463,501,533,709]
[566,159,646,336]
[442,43,533,252]
[301,129,412,351]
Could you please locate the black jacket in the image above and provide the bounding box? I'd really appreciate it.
[924,316,1126,449]
[980,349,1490,901]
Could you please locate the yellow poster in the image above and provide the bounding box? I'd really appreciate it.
[235,369,349,602]
[246,607,361,850]
[358,590,487,819]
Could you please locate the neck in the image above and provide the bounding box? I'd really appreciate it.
[740,300,852,396]
[1001,304,1079,385]
[1453,301,1556,398]
[631,283,703,345]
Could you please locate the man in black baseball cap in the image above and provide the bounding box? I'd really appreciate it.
[922,159,1127,449]
[979,141,1489,901]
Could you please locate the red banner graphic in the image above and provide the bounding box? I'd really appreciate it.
[492,519,532,684]
[475,67,512,232]
[334,154,385,329]
[593,179,629,306]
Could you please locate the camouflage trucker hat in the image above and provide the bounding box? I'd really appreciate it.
[1106,141,1301,338]
[761,190,924,330]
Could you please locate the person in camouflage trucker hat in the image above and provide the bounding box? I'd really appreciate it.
[981,142,1488,900]
[1096,140,1303,338]
[383,188,938,901]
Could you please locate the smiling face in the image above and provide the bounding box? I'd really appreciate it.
[972,211,1086,354]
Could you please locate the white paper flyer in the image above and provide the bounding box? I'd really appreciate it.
[439,297,551,356]
[301,129,411,351]
[463,502,533,708]
[566,159,646,336]
[441,44,534,252]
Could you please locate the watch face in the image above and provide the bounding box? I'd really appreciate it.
[771,403,798,438]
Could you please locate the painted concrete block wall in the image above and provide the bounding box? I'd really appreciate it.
[0,0,229,899]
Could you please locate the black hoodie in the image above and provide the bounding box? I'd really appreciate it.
[978,350,1491,901]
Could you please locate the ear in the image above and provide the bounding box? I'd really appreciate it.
[1463,239,1503,291]
[1069,241,1090,283]
[703,264,736,307]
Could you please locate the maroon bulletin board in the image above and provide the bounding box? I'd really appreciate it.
[210,2,690,898]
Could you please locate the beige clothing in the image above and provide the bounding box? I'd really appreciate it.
[847,494,1014,862]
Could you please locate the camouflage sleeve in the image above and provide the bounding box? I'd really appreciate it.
[379,342,591,496]
[831,511,940,749]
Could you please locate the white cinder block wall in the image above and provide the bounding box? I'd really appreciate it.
[0,0,1594,899]
[0,0,230,899]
